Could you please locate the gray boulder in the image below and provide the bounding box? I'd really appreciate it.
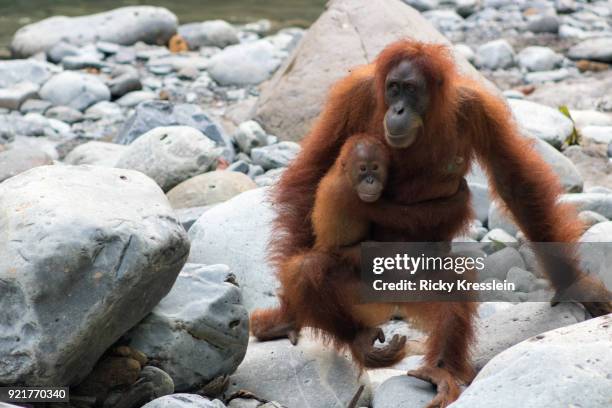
[454,315,611,407]
[225,338,371,408]
[475,39,515,70]
[254,0,483,141]
[11,6,178,57]
[143,395,226,408]
[208,40,284,86]
[123,264,249,391]
[0,59,59,88]
[468,182,491,223]
[166,171,257,209]
[40,71,111,111]
[116,91,157,108]
[567,37,612,63]
[0,165,190,386]
[178,20,239,49]
[508,98,573,149]
[45,105,83,124]
[531,137,583,192]
[474,302,587,370]
[116,126,223,192]
[251,141,301,170]
[64,141,128,167]
[487,202,519,236]
[188,188,277,311]
[114,101,231,151]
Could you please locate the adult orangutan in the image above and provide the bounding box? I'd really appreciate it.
[251,40,612,407]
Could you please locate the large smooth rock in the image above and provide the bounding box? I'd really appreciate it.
[567,37,612,63]
[116,126,223,192]
[115,101,230,150]
[207,40,284,86]
[0,143,53,183]
[225,338,371,408]
[453,315,612,407]
[188,188,277,311]
[474,302,587,370]
[253,0,483,141]
[508,99,573,149]
[166,171,257,209]
[123,264,249,391]
[532,137,583,192]
[0,59,59,88]
[64,141,127,167]
[11,6,178,57]
[143,394,226,408]
[250,142,301,170]
[39,71,111,111]
[0,165,190,386]
[178,20,239,49]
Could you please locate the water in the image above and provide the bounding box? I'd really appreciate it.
[0,0,326,53]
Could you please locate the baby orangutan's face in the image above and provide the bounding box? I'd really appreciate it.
[347,142,389,203]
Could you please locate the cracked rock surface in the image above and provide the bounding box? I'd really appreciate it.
[0,165,190,386]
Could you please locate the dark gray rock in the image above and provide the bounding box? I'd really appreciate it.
[108,66,143,98]
[124,264,248,391]
[250,141,301,170]
[527,15,560,33]
[11,6,178,57]
[114,101,231,150]
[481,247,525,281]
[0,165,190,386]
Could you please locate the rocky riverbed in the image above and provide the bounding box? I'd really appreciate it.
[0,0,611,407]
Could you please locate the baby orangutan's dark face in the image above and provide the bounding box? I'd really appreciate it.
[346,142,389,203]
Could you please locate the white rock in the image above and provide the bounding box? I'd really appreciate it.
[516,46,563,72]
[570,110,612,129]
[233,120,269,154]
[508,98,573,148]
[116,126,223,192]
[224,337,371,408]
[0,82,39,110]
[372,376,435,408]
[475,39,515,70]
[568,37,612,63]
[11,6,178,57]
[115,91,157,108]
[474,302,587,370]
[581,126,612,144]
[178,20,239,49]
[454,43,475,63]
[251,141,301,170]
[188,188,276,310]
[64,141,128,167]
[207,40,284,86]
[143,394,226,408]
[0,59,59,88]
[455,315,610,407]
[39,71,110,111]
